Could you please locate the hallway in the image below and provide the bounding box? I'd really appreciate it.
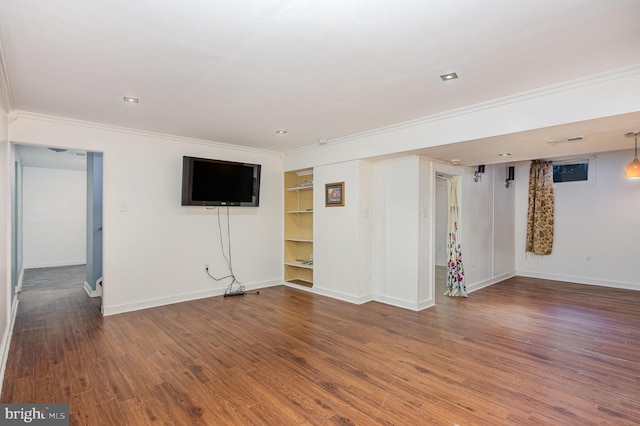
[20,265,86,293]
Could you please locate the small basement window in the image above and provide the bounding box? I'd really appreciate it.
[553,159,589,183]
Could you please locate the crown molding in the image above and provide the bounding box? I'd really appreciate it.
[285,63,640,157]
[0,39,14,113]
[13,111,282,157]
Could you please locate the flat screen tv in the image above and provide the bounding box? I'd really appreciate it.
[181,156,261,206]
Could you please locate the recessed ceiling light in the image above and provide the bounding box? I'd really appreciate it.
[450,159,461,165]
[440,72,458,81]
[123,96,139,103]
[275,129,287,134]
[499,153,512,157]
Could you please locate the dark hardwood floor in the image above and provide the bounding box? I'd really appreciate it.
[2,276,640,425]
[20,265,86,292]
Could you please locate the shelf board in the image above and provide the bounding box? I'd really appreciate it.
[284,261,314,269]
[285,278,313,288]
[287,186,313,191]
[286,210,313,214]
[284,238,313,243]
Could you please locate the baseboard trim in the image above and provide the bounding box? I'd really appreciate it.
[102,279,283,316]
[83,281,102,298]
[283,271,519,311]
[24,261,85,269]
[516,271,640,291]
[0,295,20,396]
[372,294,429,311]
[466,272,516,294]
[283,282,373,305]
[16,267,24,293]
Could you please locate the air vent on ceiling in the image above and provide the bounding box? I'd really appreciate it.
[547,136,584,145]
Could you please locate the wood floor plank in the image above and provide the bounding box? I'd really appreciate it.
[117,399,154,425]
[69,390,98,423]
[111,353,162,402]
[33,376,58,404]
[63,350,91,396]
[11,376,34,403]
[153,370,226,425]
[49,361,74,402]
[32,340,51,380]
[137,396,173,425]
[246,367,338,423]
[3,274,640,424]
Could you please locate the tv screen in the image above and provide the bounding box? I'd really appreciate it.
[181,156,261,206]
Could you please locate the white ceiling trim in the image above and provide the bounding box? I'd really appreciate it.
[12,111,283,157]
[285,63,640,156]
[0,39,14,112]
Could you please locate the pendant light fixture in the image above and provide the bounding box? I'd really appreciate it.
[626,131,640,178]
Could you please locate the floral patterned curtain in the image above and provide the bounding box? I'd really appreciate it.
[526,160,554,255]
[445,176,467,297]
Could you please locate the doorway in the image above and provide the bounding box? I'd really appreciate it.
[434,173,449,302]
[11,144,103,309]
[431,163,464,305]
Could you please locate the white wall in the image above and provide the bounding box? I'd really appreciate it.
[516,151,640,290]
[311,160,373,303]
[373,156,424,309]
[307,154,516,312]
[434,177,447,266]
[23,166,86,268]
[460,164,517,291]
[463,167,494,284]
[0,84,10,389]
[9,113,284,315]
[279,65,639,310]
[283,66,640,171]
[11,150,23,289]
[492,165,516,278]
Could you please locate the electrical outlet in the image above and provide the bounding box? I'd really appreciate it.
[585,256,592,263]
[205,263,209,270]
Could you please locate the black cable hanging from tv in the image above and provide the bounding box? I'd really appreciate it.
[205,206,246,296]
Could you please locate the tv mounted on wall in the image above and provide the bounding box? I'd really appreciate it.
[181,156,261,206]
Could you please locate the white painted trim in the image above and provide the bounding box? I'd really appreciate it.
[284,282,373,305]
[24,261,86,269]
[285,64,640,156]
[0,296,19,396]
[466,272,516,293]
[417,298,435,311]
[14,111,282,156]
[516,271,640,292]
[285,282,435,311]
[83,281,101,298]
[16,267,24,293]
[0,39,13,112]
[102,279,283,316]
[372,294,425,311]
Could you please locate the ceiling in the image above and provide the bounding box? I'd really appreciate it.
[14,144,87,171]
[1,0,639,165]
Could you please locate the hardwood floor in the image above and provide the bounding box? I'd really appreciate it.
[20,265,86,292]
[2,276,640,425]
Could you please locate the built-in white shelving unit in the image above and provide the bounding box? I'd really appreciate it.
[284,170,313,287]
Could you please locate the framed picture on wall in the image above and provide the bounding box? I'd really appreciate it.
[325,182,344,207]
